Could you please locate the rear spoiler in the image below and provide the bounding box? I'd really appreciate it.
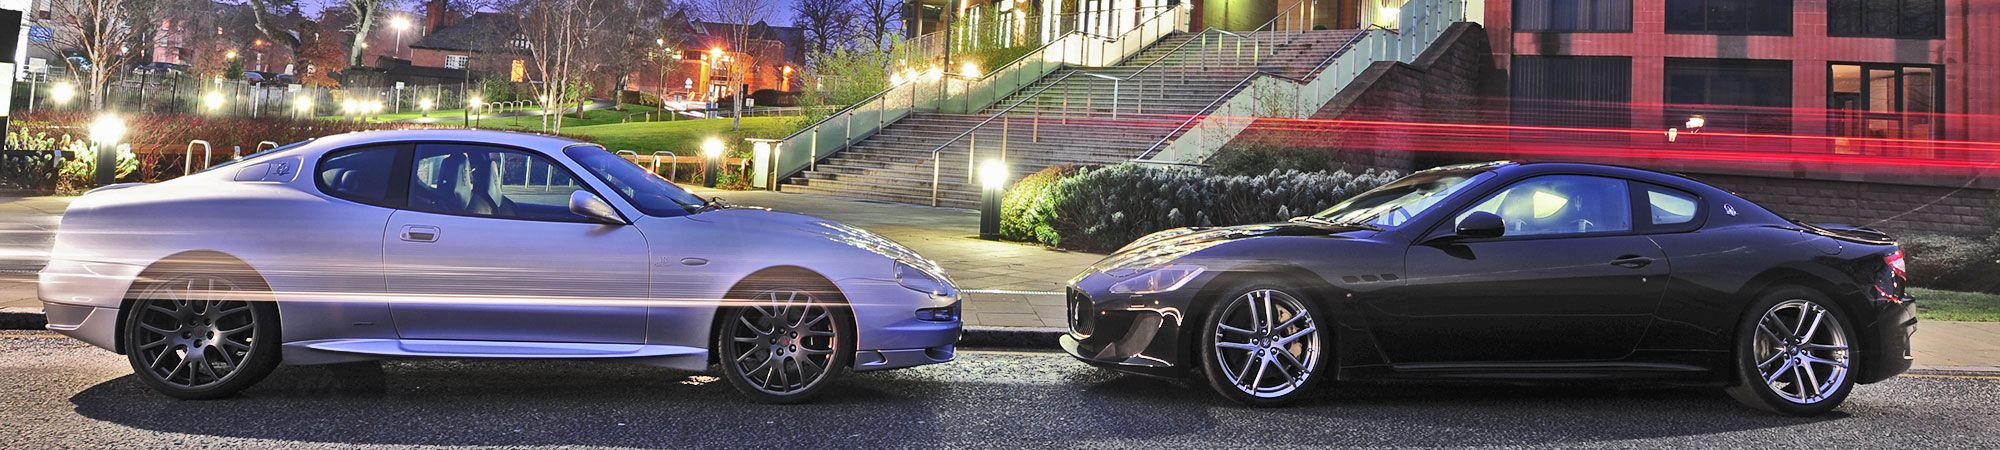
[1807,222,1894,242]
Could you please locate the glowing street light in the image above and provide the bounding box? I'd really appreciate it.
[49,82,77,105]
[88,114,128,187]
[293,96,314,117]
[978,159,1008,240]
[960,62,980,78]
[701,137,724,188]
[389,16,412,58]
[203,91,226,112]
[225,50,239,60]
[418,97,435,116]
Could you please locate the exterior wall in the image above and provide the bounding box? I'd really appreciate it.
[1226,22,1499,174]
[1482,0,2000,186]
[1695,173,1993,237]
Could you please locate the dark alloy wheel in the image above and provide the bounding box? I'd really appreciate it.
[1726,286,1858,416]
[1197,281,1328,407]
[123,272,282,400]
[717,286,852,404]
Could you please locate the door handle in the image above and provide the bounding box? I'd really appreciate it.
[400,225,440,243]
[1609,255,1653,269]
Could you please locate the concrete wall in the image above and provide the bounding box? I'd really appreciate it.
[1696,173,1994,237]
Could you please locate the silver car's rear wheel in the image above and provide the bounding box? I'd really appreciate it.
[718,287,849,404]
[124,272,281,399]
[1200,284,1325,406]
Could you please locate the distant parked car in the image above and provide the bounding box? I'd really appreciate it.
[241,72,267,84]
[133,62,189,75]
[40,130,962,404]
[1062,161,1914,415]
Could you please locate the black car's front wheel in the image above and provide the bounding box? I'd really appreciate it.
[1726,286,1857,416]
[1198,281,1328,406]
[123,271,282,400]
[716,286,852,404]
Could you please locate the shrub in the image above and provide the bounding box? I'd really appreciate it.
[1901,234,2000,294]
[56,142,139,193]
[1207,145,1339,176]
[1003,163,1400,252]
[1000,165,1077,244]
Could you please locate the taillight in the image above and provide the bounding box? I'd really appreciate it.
[1886,250,1906,279]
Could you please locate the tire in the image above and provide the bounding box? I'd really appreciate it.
[715,282,853,404]
[1196,280,1331,407]
[1725,285,1858,416]
[122,270,282,400]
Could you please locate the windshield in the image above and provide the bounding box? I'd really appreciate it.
[563,146,709,217]
[1313,170,1495,229]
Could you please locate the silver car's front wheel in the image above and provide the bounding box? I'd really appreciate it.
[1199,284,1325,406]
[123,271,281,399]
[717,287,850,404]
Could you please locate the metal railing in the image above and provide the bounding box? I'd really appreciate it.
[651,151,678,180]
[770,3,1192,187]
[183,140,212,176]
[1135,0,1475,165]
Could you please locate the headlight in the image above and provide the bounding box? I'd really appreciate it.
[894,261,955,297]
[1108,264,1205,295]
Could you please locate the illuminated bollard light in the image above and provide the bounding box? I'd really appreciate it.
[979,159,1007,240]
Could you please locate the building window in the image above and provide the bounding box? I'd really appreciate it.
[1514,0,1631,32]
[1665,0,1791,35]
[1828,0,1942,39]
[1663,58,1792,135]
[1510,56,1632,130]
[1829,63,1943,155]
[444,55,468,69]
[510,34,529,50]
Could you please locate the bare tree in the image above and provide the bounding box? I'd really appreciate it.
[342,0,388,67]
[597,0,678,111]
[509,0,612,134]
[699,0,773,131]
[38,0,160,110]
[793,0,853,63]
[243,0,307,62]
[854,0,901,52]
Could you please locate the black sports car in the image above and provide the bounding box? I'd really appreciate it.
[1061,161,1914,415]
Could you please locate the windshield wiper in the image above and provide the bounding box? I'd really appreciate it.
[1296,216,1382,231]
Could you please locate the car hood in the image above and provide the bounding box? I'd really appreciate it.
[684,207,947,274]
[1092,221,1373,275]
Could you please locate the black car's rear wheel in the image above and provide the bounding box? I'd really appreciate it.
[717,286,851,404]
[1726,286,1856,416]
[123,272,281,400]
[1198,281,1327,406]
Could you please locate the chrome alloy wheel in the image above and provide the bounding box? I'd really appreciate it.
[132,276,262,389]
[1212,289,1321,399]
[725,289,841,395]
[1752,299,1851,404]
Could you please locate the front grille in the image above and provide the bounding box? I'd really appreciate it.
[1067,288,1096,337]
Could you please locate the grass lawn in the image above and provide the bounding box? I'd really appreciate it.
[424,105,666,130]
[1911,288,2000,322]
[556,117,800,153]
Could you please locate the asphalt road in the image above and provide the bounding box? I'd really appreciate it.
[2,332,1995,449]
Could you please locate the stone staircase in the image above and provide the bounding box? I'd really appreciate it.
[785,29,1364,209]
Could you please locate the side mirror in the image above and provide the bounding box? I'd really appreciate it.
[569,190,628,225]
[1453,211,1505,239]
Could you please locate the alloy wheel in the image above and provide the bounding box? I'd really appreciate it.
[725,289,841,395]
[132,275,261,389]
[1211,288,1321,399]
[1752,299,1851,404]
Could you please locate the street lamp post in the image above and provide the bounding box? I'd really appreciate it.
[391,17,412,59]
[702,138,724,188]
[88,114,127,188]
[978,159,1006,240]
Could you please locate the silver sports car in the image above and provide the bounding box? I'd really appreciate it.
[38,129,962,403]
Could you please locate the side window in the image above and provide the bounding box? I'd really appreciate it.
[407,144,592,222]
[1643,185,1702,227]
[316,146,401,207]
[1457,175,1633,237]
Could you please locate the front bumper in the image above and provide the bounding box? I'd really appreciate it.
[836,278,961,371]
[1058,285,1198,379]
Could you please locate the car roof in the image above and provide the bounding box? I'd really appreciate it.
[300,129,594,156]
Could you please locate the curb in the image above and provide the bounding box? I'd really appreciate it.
[0,308,45,331]
[958,326,1066,350]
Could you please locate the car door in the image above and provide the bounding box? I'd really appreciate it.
[1376,174,1669,364]
[383,143,652,344]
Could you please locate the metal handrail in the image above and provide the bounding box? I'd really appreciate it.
[256,141,278,152]
[924,70,1086,206]
[1134,71,1264,162]
[1298,28,1377,78]
[183,140,212,176]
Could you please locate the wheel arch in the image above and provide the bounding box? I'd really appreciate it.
[1727,267,1872,385]
[114,250,273,355]
[705,265,853,365]
[1181,263,1346,375]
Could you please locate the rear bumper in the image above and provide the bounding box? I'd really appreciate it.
[1857,298,1917,384]
[39,259,146,352]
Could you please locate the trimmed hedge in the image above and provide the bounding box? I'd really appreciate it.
[1001,163,1400,253]
[1901,234,2000,294]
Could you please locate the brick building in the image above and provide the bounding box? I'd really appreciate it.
[627,12,804,103]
